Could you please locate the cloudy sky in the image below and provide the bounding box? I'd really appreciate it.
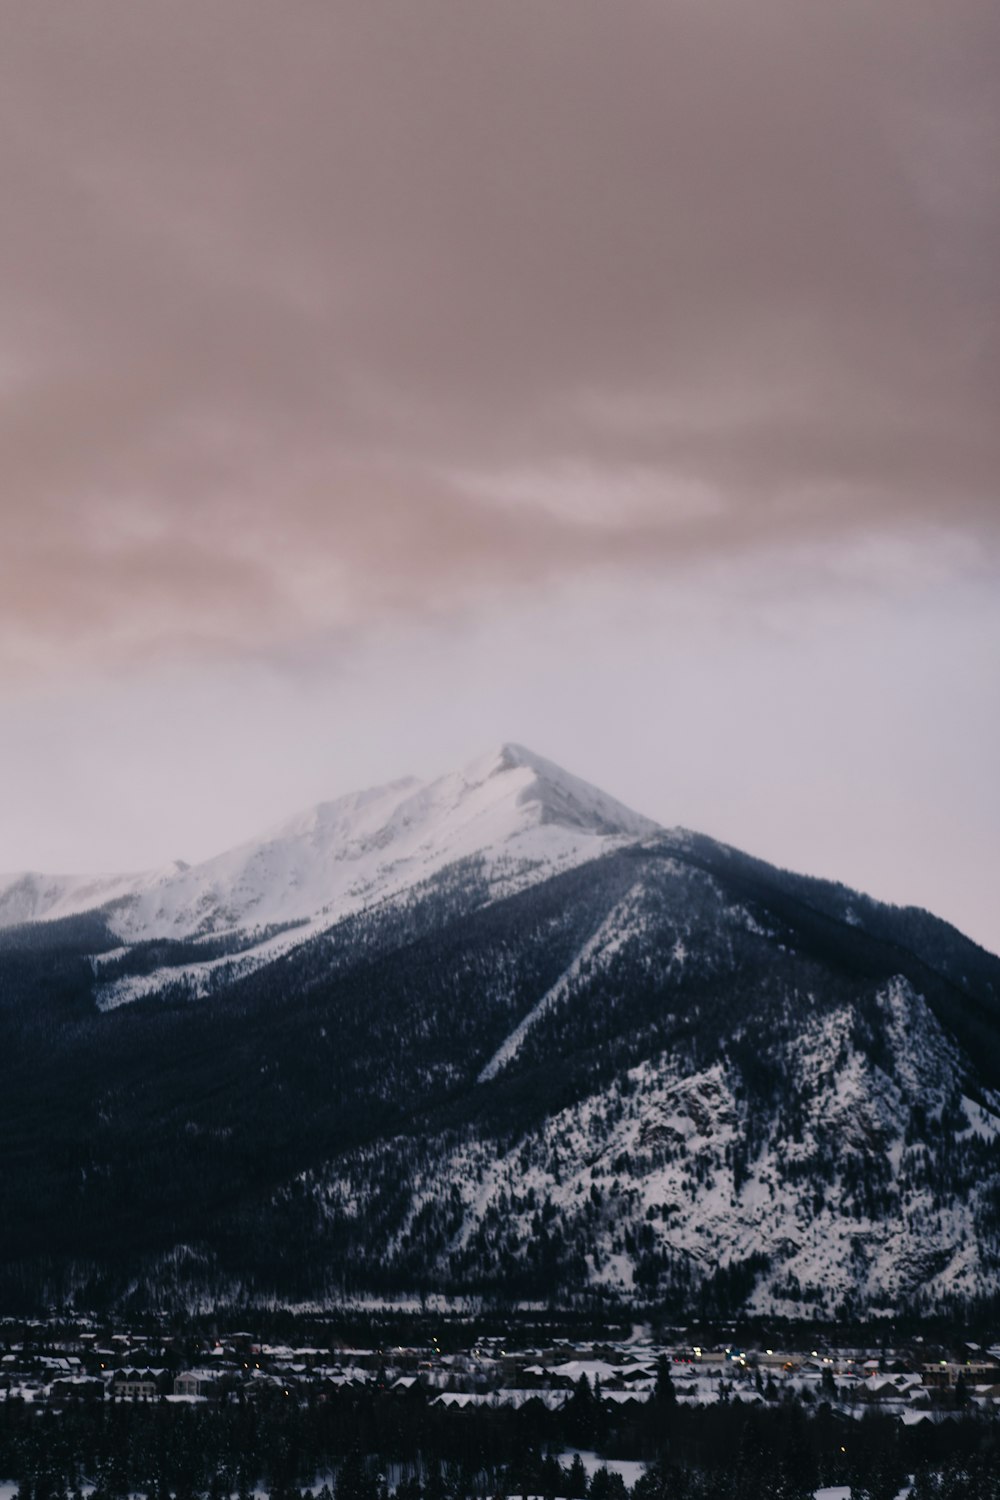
[1,1,998,951]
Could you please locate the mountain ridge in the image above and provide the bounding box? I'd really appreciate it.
[0,743,660,940]
[2,744,666,1007]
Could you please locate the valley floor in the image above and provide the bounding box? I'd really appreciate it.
[1,1314,998,1500]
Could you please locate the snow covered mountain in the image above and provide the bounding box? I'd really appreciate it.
[1,744,999,1319]
[318,974,1000,1319]
[1,745,661,1006]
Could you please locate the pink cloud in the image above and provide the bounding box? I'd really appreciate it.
[0,0,997,676]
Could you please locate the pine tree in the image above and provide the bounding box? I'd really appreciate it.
[654,1357,677,1409]
[337,1451,376,1500]
[567,1455,588,1499]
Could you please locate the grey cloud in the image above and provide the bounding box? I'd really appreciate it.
[0,0,997,674]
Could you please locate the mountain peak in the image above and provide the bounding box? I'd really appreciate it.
[0,746,662,969]
[457,742,541,785]
[458,742,660,841]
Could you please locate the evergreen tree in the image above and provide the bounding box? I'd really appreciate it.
[337,1451,375,1500]
[654,1358,677,1409]
[566,1455,588,1499]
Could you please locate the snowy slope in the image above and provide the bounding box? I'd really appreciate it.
[477,880,648,1082]
[305,978,1000,1316]
[0,864,186,929]
[0,745,661,963]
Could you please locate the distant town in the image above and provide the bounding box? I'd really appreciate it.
[3,1317,999,1419]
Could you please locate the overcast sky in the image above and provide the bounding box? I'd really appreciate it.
[1,1,997,952]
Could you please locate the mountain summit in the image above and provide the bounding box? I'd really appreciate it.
[0,744,659,971]
[481,743,659,838]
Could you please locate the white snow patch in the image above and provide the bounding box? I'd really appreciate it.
[478,883,646,1082]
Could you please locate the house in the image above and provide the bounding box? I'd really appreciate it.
[49,1376,105,1402]
[601,1390,653,1410]
[859,1372,923,1403]
[111,1368,161,1399]
[173,1371,219,1398]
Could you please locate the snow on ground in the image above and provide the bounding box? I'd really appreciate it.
[815,1491,912,1500]
[330,974,1000,1313]
[93,915,332,1010]
[0,864,183,928]
[478,882,647,1081]
[558,1451,648,1488]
